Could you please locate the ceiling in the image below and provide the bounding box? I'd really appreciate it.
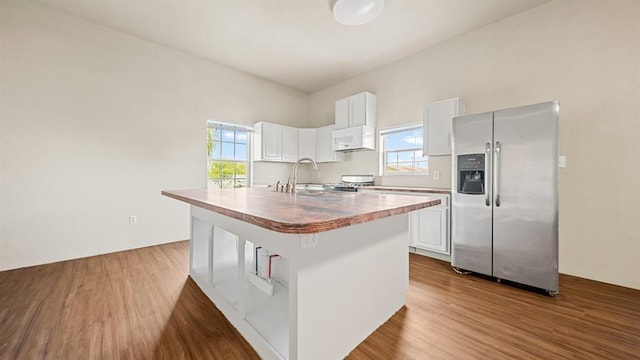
[31,0,550,94]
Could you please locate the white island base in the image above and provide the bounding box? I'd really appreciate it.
[188,205,409,360]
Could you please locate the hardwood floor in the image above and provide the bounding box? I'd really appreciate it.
[349,256,640,360]
[1,241,638,359]
[0,241,258,360]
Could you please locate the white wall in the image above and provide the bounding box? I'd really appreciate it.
[309,0,640,290]
[0,1,308,271]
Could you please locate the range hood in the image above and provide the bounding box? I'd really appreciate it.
[332,125,375,152]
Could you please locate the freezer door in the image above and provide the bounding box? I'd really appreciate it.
[451,112,493,276]
[492,101,559,291]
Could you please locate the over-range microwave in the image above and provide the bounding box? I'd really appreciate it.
[331,125,375,152]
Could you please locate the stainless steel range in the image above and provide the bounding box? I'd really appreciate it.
[329,175,375,192]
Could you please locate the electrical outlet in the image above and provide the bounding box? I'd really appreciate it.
[433,171,440,180]
[129,216,137,224]
[301,234,318,248]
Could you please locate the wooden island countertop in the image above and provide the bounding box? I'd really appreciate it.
[162,187,441,234]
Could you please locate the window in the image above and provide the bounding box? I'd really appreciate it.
[380,124,428,175]
[207,121,251,189]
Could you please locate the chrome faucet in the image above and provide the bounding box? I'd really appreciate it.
[292,157,318,193]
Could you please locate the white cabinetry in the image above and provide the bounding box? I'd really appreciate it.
[358,189,451,258]
[335,98,350,130]
[298,128,317,160]
[255,122,345,163]
[423,97,464,156]
[332,126,375,151]
[335,91,376,130]
[254,122,299,162]
[254,122,280,161]
[316,125,345,163]
[281,125,299,162]
[409,194,450,255]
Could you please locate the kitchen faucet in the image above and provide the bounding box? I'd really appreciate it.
[291,157,318,193]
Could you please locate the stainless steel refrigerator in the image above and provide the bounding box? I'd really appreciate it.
[451,101,559,295]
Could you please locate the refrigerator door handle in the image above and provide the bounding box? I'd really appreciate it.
[494,141,501,207]
[485,142,491,206]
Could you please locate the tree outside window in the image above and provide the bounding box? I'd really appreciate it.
[207,121,250,189]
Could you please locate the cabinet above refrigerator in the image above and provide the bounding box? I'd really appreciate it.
[423,97,465,156]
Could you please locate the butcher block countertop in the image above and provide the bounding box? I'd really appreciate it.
[162,187,441,234]
[362,186,451,194]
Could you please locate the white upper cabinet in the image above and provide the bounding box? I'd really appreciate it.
[335,98,350,130]
[254,122,299,162]
[255,122,345,163]
[316,125,345,163]
[298,128,317,160]
[423,97,465,156]
[281,125,299,162]
[335,91,376,130]
[254,122,281,161]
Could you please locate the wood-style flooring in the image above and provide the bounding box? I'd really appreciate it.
[1,240,638,359]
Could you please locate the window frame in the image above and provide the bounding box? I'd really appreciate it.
[207,120,253,189]
[379,123,428,176]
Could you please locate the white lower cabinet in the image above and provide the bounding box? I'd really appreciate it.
[359,189,451,257]
[409,194,450,255]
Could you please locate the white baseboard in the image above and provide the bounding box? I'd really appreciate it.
[409,246,451,263]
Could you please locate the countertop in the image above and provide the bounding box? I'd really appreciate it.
[162,187,441,234]
[361,186,451,194]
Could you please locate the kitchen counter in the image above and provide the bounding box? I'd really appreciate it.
[162,187,440,359]
[360,187,453,261]
[162,187,440,234]
[363,186,451,194]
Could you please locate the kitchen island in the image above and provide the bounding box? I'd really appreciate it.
[162,187,440,360]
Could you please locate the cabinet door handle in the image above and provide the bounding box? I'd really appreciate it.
[494,141,501,207]
[485,142,491,206]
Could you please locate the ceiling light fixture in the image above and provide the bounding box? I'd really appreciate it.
[332,0,385,26]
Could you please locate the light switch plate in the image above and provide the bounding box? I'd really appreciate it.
[558,155,567,168]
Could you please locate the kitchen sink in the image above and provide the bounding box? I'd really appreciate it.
[296,184,326,192]
[295,184,328,195]
[295,184,353,198]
